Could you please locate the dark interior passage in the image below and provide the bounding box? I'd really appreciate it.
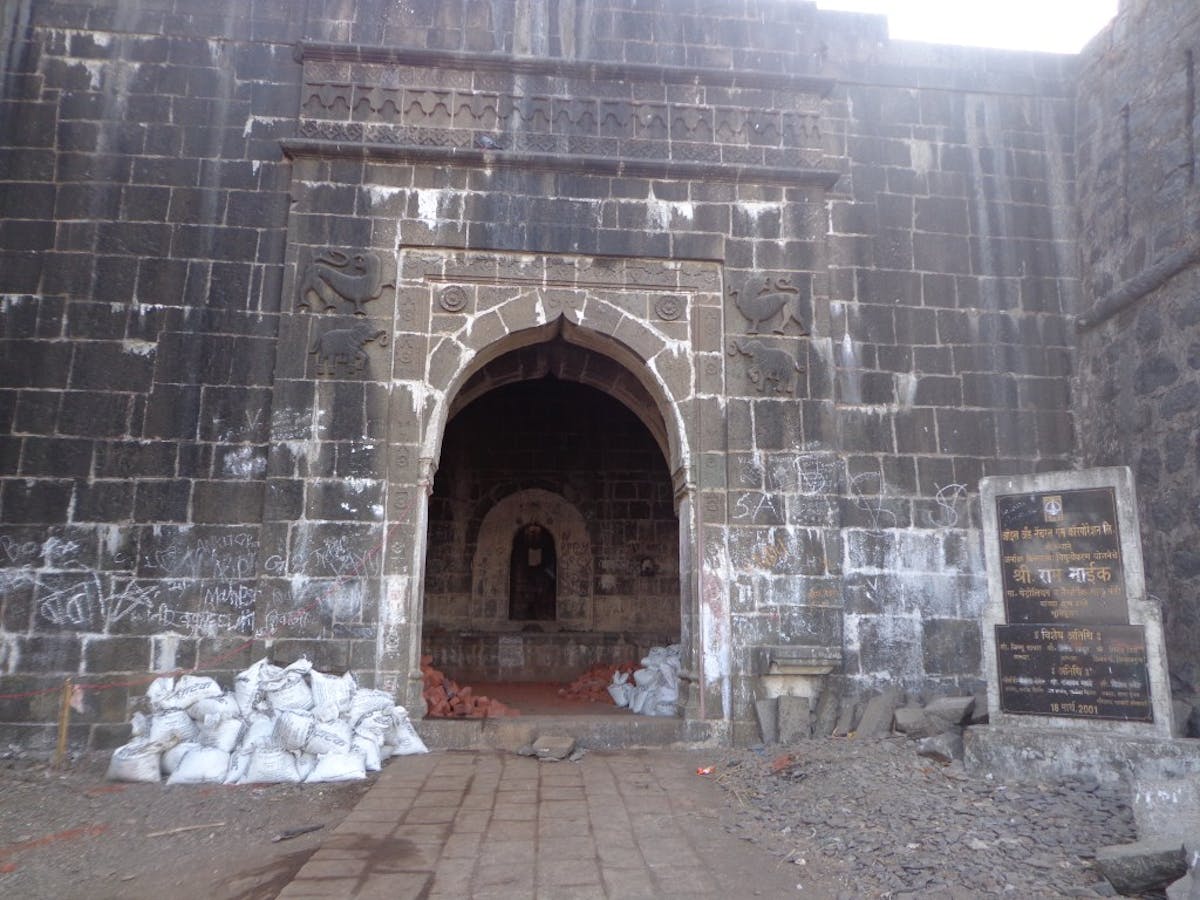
[421,343,680,696]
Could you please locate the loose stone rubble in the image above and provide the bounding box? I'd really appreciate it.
[714,736,1137,898]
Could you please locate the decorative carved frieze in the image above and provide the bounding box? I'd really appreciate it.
[290,45,837,186]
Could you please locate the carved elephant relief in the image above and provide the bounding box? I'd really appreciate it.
[727,338,803,395]
[310,322,389,377]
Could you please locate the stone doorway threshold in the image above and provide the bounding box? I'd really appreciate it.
[414,683,722,750]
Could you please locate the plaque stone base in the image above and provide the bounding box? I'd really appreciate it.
[965,725,1200,786]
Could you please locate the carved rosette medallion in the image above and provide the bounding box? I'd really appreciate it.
[438,285,468,313]
[655,295,684,321]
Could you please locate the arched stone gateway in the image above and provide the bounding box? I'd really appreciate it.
[380,250,720,726]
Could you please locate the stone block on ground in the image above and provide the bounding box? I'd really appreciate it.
[531,734,575,761]
[1133,776,1200,841]
[924,696,975,725]
[970,690,989,725]
[855,687,901,737]
[1095,839,1188,895]
[754,697,778,744]
[777,696,811,743]
[831,699,858,737]
[916,729,964,763]
[893,706,926,735]
[813,682,842,737]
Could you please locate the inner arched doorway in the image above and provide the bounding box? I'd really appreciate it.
[421,336,681,712]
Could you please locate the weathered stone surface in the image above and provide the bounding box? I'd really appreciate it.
[1133,776,1200,841]
[777,696,810,743]
[1095,839,1187,895]
[856,688,901,737]
[754,698,779,744]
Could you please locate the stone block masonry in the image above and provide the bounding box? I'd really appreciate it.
[0,0,1185,749]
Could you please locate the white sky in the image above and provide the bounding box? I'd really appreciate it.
[815,1,1119,54]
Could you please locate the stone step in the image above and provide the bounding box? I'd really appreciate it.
[415,713,723,751]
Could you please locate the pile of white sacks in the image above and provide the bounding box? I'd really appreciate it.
[606,644,681,716]
[106,657,427,785]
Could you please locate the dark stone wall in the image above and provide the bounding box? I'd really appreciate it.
[1073,0,1200,696]
[0,0,1088,745]
[0,0,303,748]
[819,39,1078,699]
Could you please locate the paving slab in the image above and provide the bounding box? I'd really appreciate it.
[278,749,802,899]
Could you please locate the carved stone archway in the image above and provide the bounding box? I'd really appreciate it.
[471,488,593,629]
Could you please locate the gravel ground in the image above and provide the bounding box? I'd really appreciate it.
[711,735,1150,900]
[0,752,370,900]
[0,735,1161,900]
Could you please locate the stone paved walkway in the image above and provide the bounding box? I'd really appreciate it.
[277,748,803,899]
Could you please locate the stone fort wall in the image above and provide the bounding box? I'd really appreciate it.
[0,0,1185,746]
[1072,0,1200,709]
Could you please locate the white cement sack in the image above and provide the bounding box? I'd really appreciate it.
[629,688,652,715]
[352,736,382,772]
[130,711,149,738]
[348,689,394,724]
[306,750,366,783]
[145,676,176,711]
[107,739,168,783]
[189,692,240,722]
[167,747,230,785]
[242,747,300,784]
[264,672,313,711]
[240,713,278,751]
[273,709,315,751]
[632,668,659,688]
[311,670,356,718]
[149,710,198,744]
[161,740,200,775]
[386,711,428,756]
[200,716,244,753]
[295,752,318,782]
[355,708,392,742]
[306,720,353,755]
[607,683,632,707]
[224,748,250,785]
[233,658,278,715]
[159,675,222,711]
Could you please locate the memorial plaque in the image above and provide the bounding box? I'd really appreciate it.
[996,487,1127,625]
[982,468,1171,735]
[996,623,1152,721]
